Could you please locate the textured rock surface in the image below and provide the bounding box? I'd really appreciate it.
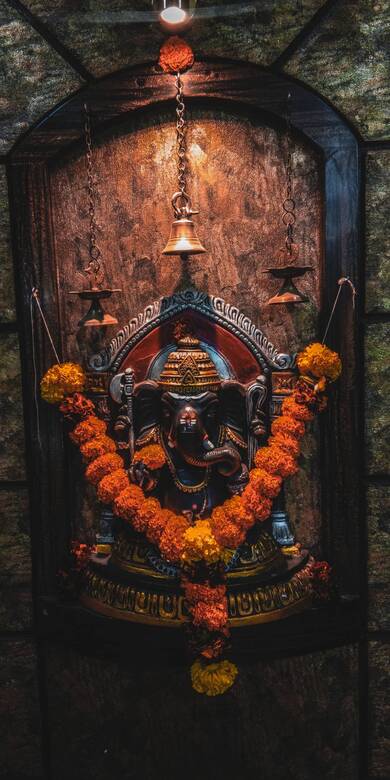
[366,151,390,313]
[0,488,32,632]
[286,0,390,140]
[44,642,358,780]
[0,167,16,322]
[0,640,43,779]
[369,641,390,779]
[367,484,390,631]
[0,333,26,480]
[0,0,82,154]
[23,0,326,78]
[365,323,390,475]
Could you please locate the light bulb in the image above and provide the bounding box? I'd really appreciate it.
[160,5,187,25]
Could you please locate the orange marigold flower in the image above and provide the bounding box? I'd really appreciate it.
[241,486,272,521]
[159,515,190,563]
[85,453,123,485]
[97,469,129,504]
[297,342,342,382]
[80,435,116,462]
[41,362,85,404]
[183,580,227,605]
[210,506,246,549]
[113,484,144,521]
[146,509,175,546]
[223,495,255,531]
[282,395,315,422]
[248,468,282,499]
[255,446,299,478]
[158,36,194,74]
[268,433,301,459]
[133,444,166,471]
[271,415,305,440]
[191,601,229,633]
[182,520,222,564]
[70,415,106,445]
[132,497,160,533]
[60,393,95,419]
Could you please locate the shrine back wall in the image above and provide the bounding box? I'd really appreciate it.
[0,2,389,780]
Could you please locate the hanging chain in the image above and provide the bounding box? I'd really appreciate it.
[175,73,188,204]
[282,93,296,258]
[84,103,104,288]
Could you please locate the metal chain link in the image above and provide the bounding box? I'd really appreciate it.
[84,103,104,287]
[282,93,296,256]
[175,73,188,202]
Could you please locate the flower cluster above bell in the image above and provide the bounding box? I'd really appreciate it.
[162,191,207,256]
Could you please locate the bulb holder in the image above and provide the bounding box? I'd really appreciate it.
[153,0,196,31]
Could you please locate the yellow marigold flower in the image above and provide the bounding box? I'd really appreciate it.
[182,520,222,565]
[297,343,342,382]
[133,444,166,470]
[191,659,238,696]
[41,362,86,404]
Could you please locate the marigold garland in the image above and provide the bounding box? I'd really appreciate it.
[97,469,129,504]
[182,519,222,565]
[41,338,341,697]
[85,452,124,485]
[70,415,107,445]
[41,362,85,404]
[190,659,238,696]
[80,435,116,462]
[133,444,166,471]
[60,393,94,419]
[254,446,299,478]
[297,342,342,382]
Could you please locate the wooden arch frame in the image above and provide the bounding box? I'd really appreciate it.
[6,60,362,647]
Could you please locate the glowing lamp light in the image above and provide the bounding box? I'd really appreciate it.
[161,4,187,24]
[154,1,196,31]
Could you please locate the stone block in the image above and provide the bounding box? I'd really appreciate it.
[44,642,358,780]
[366,151,390,314]
[0,167,16,322]
[23,1,325,78]
[286,0,390,140]
[367,484,390,631]
[0,639,43,779]
[369,641,390,779]
[365,323,390,475]
[0,333,26,480]
[0,0,82,153]
[0,488,32,631]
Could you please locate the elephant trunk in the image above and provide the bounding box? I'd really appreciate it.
[181,442,242,477]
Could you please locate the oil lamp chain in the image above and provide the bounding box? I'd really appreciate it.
[175,73,188,201]
[283,93,296,256]
[84,103,104,287]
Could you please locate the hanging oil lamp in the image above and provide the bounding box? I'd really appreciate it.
[265,95,312,305]
[69,104,120,326]
[160,42,206,257]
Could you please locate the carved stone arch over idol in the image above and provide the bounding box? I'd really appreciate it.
[89,289,295,375]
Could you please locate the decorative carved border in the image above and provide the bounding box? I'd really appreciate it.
[89,289,294,373]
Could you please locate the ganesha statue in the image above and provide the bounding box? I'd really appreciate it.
[81,290,316,627]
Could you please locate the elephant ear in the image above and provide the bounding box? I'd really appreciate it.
[219,381,247,448]
[133,380,160,444]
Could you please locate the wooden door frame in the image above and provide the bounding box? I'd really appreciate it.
[6,59,363,651]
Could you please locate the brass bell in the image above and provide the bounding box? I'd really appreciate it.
[162,191,206,256]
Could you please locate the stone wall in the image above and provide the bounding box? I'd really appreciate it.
[0,2,389,778]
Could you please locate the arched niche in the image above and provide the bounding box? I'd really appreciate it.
[6,60,362,648]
